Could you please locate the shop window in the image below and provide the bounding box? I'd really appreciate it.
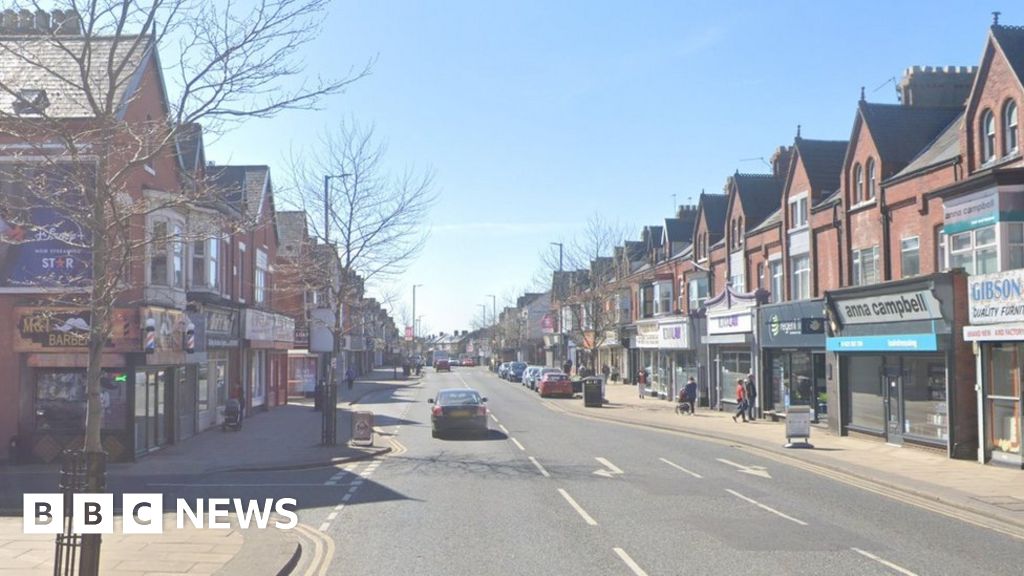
[900,236,920,278]
[982,109,996,164]
[790,254,810,300]
[1008,223,1024,271]
[847,356,884,432]
[1005,100,1019,156]
[768,259,783,303]
[172,224,184,288]
[36,370,127,433]
[719,351,751,402]
[197,362,209,412]
[852,246,879,286]
[949,225,997,275]
[902,356,948,442]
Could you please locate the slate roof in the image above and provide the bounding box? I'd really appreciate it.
[207,165,269,217]
[643,225,663,249]
[992,25,1024,87]
[733,173,783,229]
[891,112,963,179]
[794,138,848,195]
[699,193,728,239]
[748,207,782,235]
[0,34,151,118]
[859,102,962,175]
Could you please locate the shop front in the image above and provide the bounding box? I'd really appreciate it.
[826,273,975,457]
[595,329,625,382]
[657,316,698,402]
[13,306,139,463]
[962,269,1024,467]
[705,287,762,411]
[760,300,827,422]
[135,306,190,456]
[200,305,237,431]
[243,308,295,412]
[635,319,662,396]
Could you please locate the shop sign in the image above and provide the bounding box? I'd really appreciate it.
[964,322,1024,341]
[658,320,689,349]
[141,307,187,352]
[244,309,295,343]
[13,307,139,352]
[598,330,619,348]
[707,312,753,335]
[768,315,824,337]
[968,269,1024,324]
[541,314,555,334]
[834,290,942,325]
[943,188,1024,235]
[274,315,295,344]
[636,321,659,349]
[825,334,937,352]
[206,308,237,336]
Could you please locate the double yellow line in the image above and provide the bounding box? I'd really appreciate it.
[294,522,336,576]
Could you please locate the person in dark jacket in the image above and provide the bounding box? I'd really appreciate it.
[744,373,757,421]
[684,377,698,415]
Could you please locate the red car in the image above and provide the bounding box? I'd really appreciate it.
[435,359,451,372]
[537,372,573,398]
[461,357,476,367]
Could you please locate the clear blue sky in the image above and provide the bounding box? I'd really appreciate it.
[207,1,1016,334]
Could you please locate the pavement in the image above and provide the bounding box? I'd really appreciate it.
[554,378,1024,535]
[0,368,407,576]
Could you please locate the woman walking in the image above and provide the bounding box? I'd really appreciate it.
[732,378,748,422]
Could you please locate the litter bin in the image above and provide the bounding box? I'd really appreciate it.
[582,377,602,407]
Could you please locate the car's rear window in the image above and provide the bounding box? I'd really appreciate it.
[438,391,482,405]
[512,362,526,369]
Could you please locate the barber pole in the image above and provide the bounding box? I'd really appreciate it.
[145,317,156,353]
[185,321,196,353]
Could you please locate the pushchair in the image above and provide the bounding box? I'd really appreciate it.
[222,399,242,431]
[674,392,693,415]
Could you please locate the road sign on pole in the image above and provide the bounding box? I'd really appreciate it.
[352,411,374,446]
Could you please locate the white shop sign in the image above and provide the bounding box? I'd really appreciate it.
[636,321,659,349]
[834,290,942,325]
[968,269,1024,324]
[707,311,753,335]
[658,320,689,349]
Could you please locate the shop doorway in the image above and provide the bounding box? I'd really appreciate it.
[884,367,903,445]
[134,368,172,454]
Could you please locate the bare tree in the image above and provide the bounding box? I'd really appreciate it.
[281,120,436,400]
[0,2,367,571]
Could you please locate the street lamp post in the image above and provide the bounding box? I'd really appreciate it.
[549,242,564,367]
[412,284,423,338]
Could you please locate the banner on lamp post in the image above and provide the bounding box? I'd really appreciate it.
[404,326,414,341]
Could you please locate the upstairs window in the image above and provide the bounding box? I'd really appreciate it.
[900,236,920,278]
[688,277,708,312]
[789,196,808,229]
[982,109,996,164]
[950,226,997,275]
[255,249,268,305]
[790,254,810,300]
[852,246,879,286]
[866,158,877,200]
[853,163,864,203]
[1005,100,1019,156]
[192,240,206,287]
[150,221,168,285]
[171,225,184,288]
[769,259,783,303]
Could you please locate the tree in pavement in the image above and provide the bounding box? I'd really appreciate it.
[280,121,437,407]
[0,2,367,571]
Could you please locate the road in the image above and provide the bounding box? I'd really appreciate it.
[255,366,1017,576]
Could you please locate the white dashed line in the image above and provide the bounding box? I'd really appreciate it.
[851,548,919,576]
[659,457,703,479]
[319,522,330,532]
[558,488,598,526]
[511,437,526,451]
[529,456,550,478]
[347,486,358,493]
[613,548,649,576]
[498,424,509,434]
[341,494,352,502]
[490,414,500,423]
[326,512,338,521]
[725,489,808,526]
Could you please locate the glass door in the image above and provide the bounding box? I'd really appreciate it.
[884,365,904,445]
[988,344,1022,463]
[813,353,827,423]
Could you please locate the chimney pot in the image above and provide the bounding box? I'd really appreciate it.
[1,10,15,32]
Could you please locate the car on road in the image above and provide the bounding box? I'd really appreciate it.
[507,362,526,382]
[521,365,540,388]
[461,357,476,367]
[429,388,488,438]
[435,359,451,372]
[537,372,573,397]
[497,362,510,379]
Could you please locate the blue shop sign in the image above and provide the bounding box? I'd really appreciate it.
[826,334,937,352]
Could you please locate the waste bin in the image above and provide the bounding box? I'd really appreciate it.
[582,377,602,407]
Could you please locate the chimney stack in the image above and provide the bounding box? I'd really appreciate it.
[33,9,49,33]
[898,65,977,107]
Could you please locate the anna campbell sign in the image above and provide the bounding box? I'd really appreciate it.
[968,269,1024,324]
[834,290,942,325]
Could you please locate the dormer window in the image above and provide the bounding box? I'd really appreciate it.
[12,89,49,115]
[1004,100,1019,156]
[853,163,864,203]
[866,158,876,200]
[982,109,996,163]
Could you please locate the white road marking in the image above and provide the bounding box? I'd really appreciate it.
[659,457,703,479]
[324,481,337,486]
[341,494,352,502]
[595,457,623,474]
[498,424,509,434]
[334,504,344,510]
[347,486,359,494]
[558,488,598,526]
[326,512,338,521]
[529,456,551,478]
[490,413,500,423]
[851,548,919,576]
[613,547,649,576]
[725,489,807,526]
[318,522,330,532]
[511,437,526,451]
[716,458,772,479]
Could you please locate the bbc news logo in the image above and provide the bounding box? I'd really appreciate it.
[24,494,298,534]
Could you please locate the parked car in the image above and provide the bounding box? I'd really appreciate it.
[429,388,488,438]
[521,366,540,387]
[435,359,451,372]
[498,362,510,379]
[508,362,527,382]
[461,357,476,367]
[533,367,561,391]
[537,372,573,398]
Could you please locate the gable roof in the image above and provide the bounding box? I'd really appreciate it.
[891,111,963,180]
[207,165,270,217]
[733,172,783,228]
[794,138,848,194]
[698,193,728,239]
[664,217,693,244]
[0,34,153,119]
[992,24,1024,88]
[858,102,962,175]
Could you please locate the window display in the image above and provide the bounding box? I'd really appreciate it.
[35,369,127,432]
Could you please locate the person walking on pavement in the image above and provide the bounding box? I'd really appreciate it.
[732,378,748,422]
[637,368,647,399]
[685,376,698,415]
[744,373,757,421]
[562,359,572,376]
[345,366,356,391]
[602,364,611,379]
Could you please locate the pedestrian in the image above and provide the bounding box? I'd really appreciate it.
[732,377,747,422]
[637,368,647,399]
[562,359,572,375]
[685,376,698,415]
[602,364,611,379]
[744,373,757,421]
[345,366,356,391]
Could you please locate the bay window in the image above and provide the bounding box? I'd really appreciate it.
[150,220,168,285]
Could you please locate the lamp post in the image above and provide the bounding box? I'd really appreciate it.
[550,242,563,271]
[412,284,423,337]
[485,294,497,370]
